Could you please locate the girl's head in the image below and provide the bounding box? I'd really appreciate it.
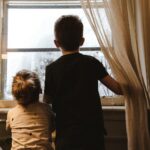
[12,70,42,106]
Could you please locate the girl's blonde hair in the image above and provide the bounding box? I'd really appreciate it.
[12,70,42,106]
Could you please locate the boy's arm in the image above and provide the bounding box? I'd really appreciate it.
[100,75,123,95]
[95,59,123,95]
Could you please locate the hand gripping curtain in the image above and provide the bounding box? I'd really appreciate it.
[80,0,150,150]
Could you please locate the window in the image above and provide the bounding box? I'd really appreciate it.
[1,0,114,99]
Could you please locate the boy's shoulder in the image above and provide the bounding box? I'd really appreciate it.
[79,53,102,65]
[46,53,101,72]
[47,53,99,65]
[46,57,61,70]
[81,54,98,61]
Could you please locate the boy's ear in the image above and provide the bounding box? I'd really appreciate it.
[54,40,60,48]
[80,37,85,46]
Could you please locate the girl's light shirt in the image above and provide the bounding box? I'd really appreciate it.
[6,102,54,150]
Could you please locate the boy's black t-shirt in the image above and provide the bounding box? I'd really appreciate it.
[44,52,108,133]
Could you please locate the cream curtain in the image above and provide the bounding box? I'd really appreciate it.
[137,0,150,103]
[0,0,4,97]
[80,0,150,150]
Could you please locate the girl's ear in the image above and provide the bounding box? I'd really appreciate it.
[54,40,60,48]
[80,37,85,46]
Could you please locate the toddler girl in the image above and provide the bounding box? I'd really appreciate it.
[6,70,54,150]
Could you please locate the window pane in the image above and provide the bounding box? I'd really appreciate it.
[4,51,114,99]
[7,8,106,48]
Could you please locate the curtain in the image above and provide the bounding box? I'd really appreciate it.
[80,0,150,150]
[0,0,3,51]
[0,0,4,97]
[137,0,150,104]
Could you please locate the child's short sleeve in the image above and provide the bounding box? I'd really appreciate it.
[94,58,109,80]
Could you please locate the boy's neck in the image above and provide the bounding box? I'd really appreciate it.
[62,49,79,55]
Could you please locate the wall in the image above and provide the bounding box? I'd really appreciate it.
[103,106,127,150]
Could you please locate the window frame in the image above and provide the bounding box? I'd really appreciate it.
[6,1,103,51]
[2,1,102,98]
[1,0,124,106]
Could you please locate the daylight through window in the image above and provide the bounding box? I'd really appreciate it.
[2,1,114,99]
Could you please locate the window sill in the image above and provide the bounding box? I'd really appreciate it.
[0,96,125,114]
[101,96,125,106]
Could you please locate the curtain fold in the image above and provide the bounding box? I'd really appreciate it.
[0,0,3,52]
[0,0,4,97]
[136,0,150,107]
[0,0,4,35]
[80,0,150,150]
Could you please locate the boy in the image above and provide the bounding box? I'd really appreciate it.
[6,70,54,150]
[44,15,122,150]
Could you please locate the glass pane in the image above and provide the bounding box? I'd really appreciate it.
[4,51,114,99]
[7,8,107,49]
